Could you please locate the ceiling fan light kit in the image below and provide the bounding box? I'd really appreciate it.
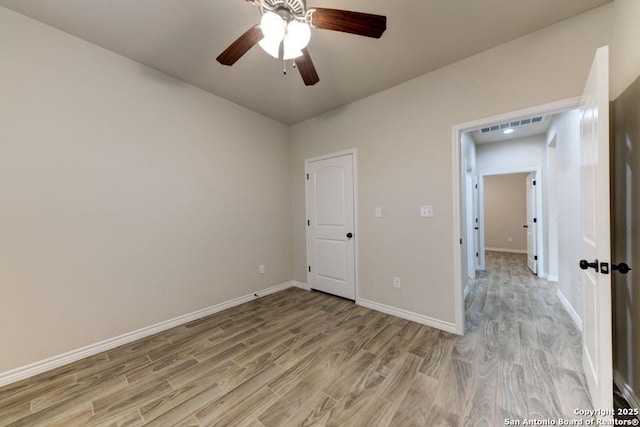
[258,12,310,60]
[216,0,387,86]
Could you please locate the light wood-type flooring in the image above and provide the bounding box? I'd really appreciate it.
[0,251,592,426]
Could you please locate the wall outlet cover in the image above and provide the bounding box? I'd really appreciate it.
[420,206,434,218]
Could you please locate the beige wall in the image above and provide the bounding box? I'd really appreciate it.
[483,174,528,252]
[612,0,640,98]
[290,5,612,324]
[0,8,291,373]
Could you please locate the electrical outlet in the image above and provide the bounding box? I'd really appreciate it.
[375,207,382,218]
[259,265,265,274]
[420,206,433,218]
[507,237,513,242]
[393,277,401,288]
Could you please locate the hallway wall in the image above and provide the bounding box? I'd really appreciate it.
[547,109,583,325]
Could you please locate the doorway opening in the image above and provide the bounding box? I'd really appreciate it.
[453,46,613,413]
[481,171,534,272]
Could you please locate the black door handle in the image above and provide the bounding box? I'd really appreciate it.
[346,232,353,239]
[523,225,529,228]
[579,259,599,273]
[474,227,479,230]
[612,263,632,274]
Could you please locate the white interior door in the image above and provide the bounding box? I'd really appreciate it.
[305,153,356,300]
[526,172,537,274]
[579,46,613,412]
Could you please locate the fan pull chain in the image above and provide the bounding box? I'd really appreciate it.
[283,60,297,76]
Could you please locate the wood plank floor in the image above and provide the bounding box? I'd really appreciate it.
[0,251,593,426]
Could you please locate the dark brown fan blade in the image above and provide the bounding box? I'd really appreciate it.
[216,25,263,66]
[310,8,386,38]
[295,48,320,86]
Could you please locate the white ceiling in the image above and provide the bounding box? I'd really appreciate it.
[0,0,611,124]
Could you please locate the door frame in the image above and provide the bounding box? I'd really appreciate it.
[304,148,359,303]
[451,97,580,335]
[477,168,542,275]
[465,171,478,279]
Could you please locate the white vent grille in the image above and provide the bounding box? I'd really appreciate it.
[480,116,543,134]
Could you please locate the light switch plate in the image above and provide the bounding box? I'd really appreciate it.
[375,207,382,218]
[393,277,401,288]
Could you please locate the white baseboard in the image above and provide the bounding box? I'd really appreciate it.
[557,289,583,332]
[291,280,310,291]
[358,298,458,334]
[614,370,640,413]
[485,247,527,254]
[0,281,298,388]
[546,275,559,282]
[292,284,457,334]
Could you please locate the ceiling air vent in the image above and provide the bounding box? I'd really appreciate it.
[479,116,543,134]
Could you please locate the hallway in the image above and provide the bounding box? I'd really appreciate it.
[464,250,593,423]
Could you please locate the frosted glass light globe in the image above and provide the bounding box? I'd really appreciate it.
[260,12,285,42]
[286,20,311,50]
[259,37,281,58]
[283,36,303,60]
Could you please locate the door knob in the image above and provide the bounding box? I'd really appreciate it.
[346,232,353,239]
[579,259,599,273]
[612,263,632,274]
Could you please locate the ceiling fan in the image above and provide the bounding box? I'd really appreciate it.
[216,0,387,86]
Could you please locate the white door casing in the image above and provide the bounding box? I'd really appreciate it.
[579,46,613,413]
[526,172,538,274]
[465,172,476,279]
[305,152,356,300]
[472,175,480,272]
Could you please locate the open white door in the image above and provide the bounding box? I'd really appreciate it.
[579,46,613,413]
[526,172,537,274]
[305,153,356,300]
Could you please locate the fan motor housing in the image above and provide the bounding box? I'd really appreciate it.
[260,0,306,21]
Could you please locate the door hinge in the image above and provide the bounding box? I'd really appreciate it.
[308,265,311,272]
[475,218,478,223]
[476,252,479,257]
[306,173,309,180]
[533,218,537,223]
[533,180,536,185]
[460,238,463,245]
[307,219,310,226]
[534,255,538,261]
[475,184,478,189]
